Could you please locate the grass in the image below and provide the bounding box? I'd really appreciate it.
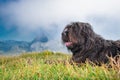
[0,50,120,80]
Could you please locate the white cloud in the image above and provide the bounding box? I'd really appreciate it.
[1,0,120,26]
[0,0,120,40]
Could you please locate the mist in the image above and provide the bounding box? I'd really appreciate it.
[0,0,120,41]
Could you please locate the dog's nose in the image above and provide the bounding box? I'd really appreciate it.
[62,32,65,36]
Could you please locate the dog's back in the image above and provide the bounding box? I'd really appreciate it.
[114,40,120,53]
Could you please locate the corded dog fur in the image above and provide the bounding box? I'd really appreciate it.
[62,22,120,64]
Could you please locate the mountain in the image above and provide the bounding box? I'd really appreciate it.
[0,36,68,55]
[0,40,30,54]
[31,36,48,43]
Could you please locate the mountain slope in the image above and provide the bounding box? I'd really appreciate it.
[0,37,67,55]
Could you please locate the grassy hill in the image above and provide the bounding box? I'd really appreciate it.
[0,51,120,80]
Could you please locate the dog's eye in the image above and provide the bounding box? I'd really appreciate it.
[64,28,69,34]
[62,28,69,36]
[64,28,68,32]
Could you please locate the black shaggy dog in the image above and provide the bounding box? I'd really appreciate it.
[62,22,120,64]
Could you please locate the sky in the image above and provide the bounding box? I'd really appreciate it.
[0,0,120,41]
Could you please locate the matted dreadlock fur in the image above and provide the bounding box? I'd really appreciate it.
[62,22,120,64]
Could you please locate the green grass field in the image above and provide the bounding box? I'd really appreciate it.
[0,51,120,80]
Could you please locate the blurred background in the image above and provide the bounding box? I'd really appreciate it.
[0,0,120,55]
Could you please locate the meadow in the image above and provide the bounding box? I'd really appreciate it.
[0,51,120,80]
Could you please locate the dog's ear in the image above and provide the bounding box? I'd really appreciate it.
[78,23,95,46]
[82,23,94,37]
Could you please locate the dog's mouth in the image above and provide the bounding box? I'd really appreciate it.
[65,42,73,47]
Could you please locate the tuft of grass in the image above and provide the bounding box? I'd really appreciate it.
[0,50,120,80]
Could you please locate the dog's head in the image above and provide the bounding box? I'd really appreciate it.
[62,22,95,49]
